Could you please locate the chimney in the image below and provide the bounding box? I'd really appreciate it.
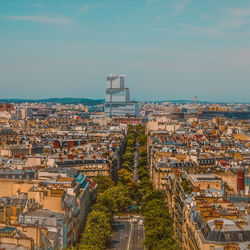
[236,220,245,227]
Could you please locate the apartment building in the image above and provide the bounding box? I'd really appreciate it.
[147,109,250,249]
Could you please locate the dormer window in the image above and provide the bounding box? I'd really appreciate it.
[42,218,46,225]
[19,216,23,223]
[225,233,230,242]
[238,233,243,242]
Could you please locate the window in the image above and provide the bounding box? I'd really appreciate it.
[42,218,46,225]
[19,216,23,223]
[56,220,62,227]
[34,217,39,224]
[225,234,230,242]
[238,233,243,242]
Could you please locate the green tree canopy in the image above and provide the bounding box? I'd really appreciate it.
[126,139,135,148]
[118,169,134,186]
[139,146,147,157]
[92,176,115,194]
[122,161,132,172]
[79,210,111,250]
[138,157,147,167]
[137,134,147,146]
[138,168,150,180]
[97,192,118,215]
[122,151,134,163]
[105,185,132,212]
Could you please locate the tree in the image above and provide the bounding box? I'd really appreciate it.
[79,210,111,250]
[135,124,145,135]
[137,134,147,146]
[97,193,117,215]
[153,238,179,250]
[126,140,135,148]
[138,177,152,191]
[126,132,136,142]
[126,180,140,201]
[138,168,149,180]
[142,190,165,204]
[122,161,132,172]
[139,146,147,157]
[92,203,113,220]
[117,169,134,186]
[139,157,147,167]
[180,177,193,195]
[122,152,133,163]
[145,232,179,250]
[105,185,132,212]
[92,176,114,194]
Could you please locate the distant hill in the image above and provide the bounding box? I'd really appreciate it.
[1,98,248,105]
[0,98,105,106]
[145,100,250,104]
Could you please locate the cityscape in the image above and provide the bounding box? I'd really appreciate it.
[0,1,250,250]
[0,76,249,249]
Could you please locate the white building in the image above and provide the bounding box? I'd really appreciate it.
[104,74,139,117]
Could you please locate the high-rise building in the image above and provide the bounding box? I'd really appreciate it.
[104,75,139,117]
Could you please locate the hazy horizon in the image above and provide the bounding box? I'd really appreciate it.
[1,0,250,102]
[1,97,250,104]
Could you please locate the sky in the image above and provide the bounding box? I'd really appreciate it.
[0,0,250,102]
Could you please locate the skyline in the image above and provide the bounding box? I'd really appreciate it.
[1,0,250,102]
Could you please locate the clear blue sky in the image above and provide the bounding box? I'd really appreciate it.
[0,0,250,102]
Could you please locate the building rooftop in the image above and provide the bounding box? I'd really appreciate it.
[22,208,64,219]
[190,174,221,183]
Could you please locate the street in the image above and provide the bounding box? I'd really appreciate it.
[107,219,145,250]
[128,221,145,250]
[107,143,145,250]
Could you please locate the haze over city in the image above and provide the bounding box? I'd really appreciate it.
[1,0,250,102]
[0,1,250,250]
